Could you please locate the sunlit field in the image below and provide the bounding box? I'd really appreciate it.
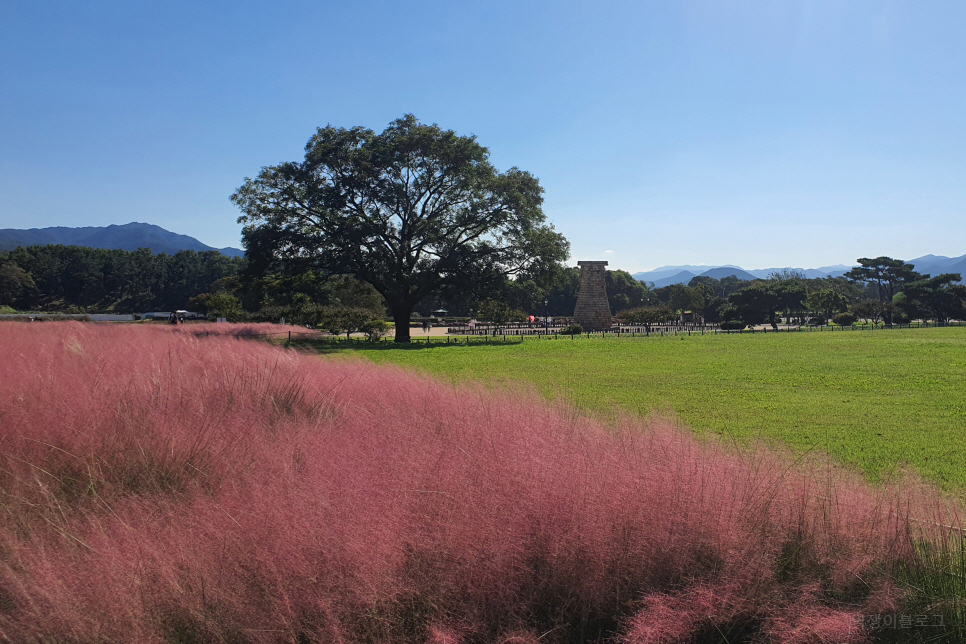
[0,322,963,642]
[340,327,966,490]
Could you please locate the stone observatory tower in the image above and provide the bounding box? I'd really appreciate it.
[573,261,612,331]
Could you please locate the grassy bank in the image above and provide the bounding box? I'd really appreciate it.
[335,327,966,489]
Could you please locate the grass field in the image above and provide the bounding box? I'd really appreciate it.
[331,327,966,490]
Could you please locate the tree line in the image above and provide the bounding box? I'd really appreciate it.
[0,245,243,313]
[617,257,965,330]
[230,254,964,331]
[1,244,962,330]
[0,245,388,325]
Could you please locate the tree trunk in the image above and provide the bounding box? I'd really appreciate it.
[391,306,412,343]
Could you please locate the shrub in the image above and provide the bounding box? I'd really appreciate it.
[317,306,379,338]
[719,320,745,330]
[833,312,857,326]
[204,291,247,322]
[361,318,391,341]
[560,322,583,335]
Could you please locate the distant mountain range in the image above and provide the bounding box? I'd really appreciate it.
[2,223,961,286]
[0,222,244,257]
[633,256,965,288]
[632,264,853,288]
[910,254,966,281]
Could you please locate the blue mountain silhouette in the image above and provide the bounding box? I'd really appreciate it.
[0,222,243,257]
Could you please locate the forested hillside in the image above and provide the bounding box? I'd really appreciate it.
[0,245,243,313]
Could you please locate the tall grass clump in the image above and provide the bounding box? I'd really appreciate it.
[0,322,961,643]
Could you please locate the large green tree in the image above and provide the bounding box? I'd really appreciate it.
[896,274,966,324]
[805,288,850,320]
[605,270,657,313]
[729,283,780,327]
[771,280,807,324]
[687,277,737,323]
[0,262,35,307]
[657,283,705,314]
[851,299,888,326]
[845,257,922,316]
[232,115,569,342]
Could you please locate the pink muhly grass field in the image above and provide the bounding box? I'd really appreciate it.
[0,322,958,643]
[184,321,321,338]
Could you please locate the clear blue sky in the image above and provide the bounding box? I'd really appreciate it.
[2,1,964,273]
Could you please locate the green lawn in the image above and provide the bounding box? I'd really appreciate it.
[324,327,966,490]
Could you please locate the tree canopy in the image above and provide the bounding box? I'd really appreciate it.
[483,267,655,319]
[805,289,851,320]
[617,305,676,330]
[845,257,922,303]
[0,245,243,313]
[0,262,35,307]
[896,273,966,325]
[232,114,569,342]
[605,270,657,313]
[728,283,780,327]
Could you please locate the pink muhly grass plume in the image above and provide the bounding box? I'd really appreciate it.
[0,322,958,643]
[184,321,321,337]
